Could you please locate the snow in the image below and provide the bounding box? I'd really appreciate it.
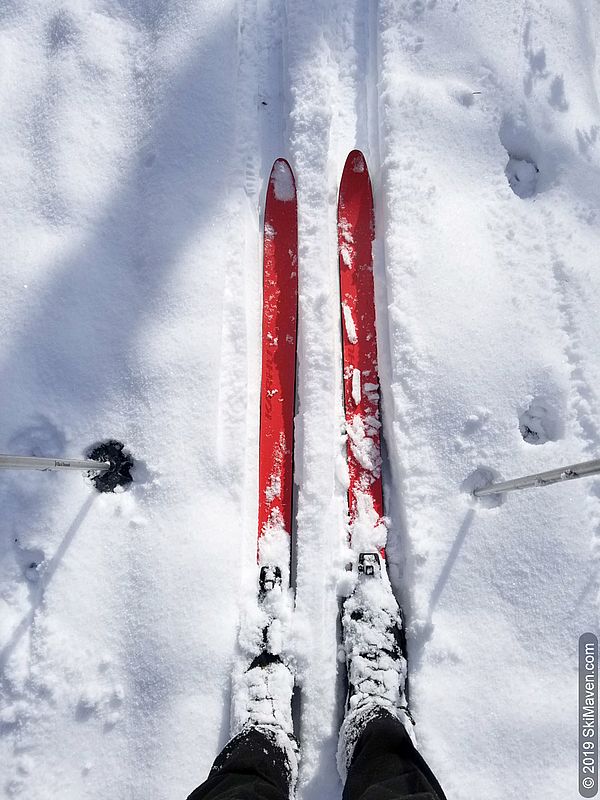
[342,303,358,344]
[265,474,282,503]
[347,415,382,477]
[1,2,599,800]
[505,156,539,199]
[231,655,296,742]
[272,159,296,202]
[258,523,292,589]
[351,368,361,405]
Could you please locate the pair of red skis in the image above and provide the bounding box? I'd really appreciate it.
[257,151,384,594]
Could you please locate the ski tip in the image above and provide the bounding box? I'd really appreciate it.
[342,150,368,178]
[268,158,296,203]
[338,150,373,219]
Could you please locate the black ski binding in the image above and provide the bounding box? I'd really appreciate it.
[259,565,282,596]
[357,552,381,578]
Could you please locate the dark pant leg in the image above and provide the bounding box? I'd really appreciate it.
[343,711,447,800]
[187,727,291,800]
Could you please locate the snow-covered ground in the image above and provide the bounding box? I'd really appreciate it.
[1,1,599,798]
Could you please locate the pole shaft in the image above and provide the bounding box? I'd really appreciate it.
[0,454,110,472]
[473,458,600,496]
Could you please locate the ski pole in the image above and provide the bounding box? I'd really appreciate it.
[473,457,600,497]
[0,454,110,472]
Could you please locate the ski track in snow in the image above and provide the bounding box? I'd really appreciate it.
[1,2,599,799]
[373,3,600,799]
[285,3,340,797]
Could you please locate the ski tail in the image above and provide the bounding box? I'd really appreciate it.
[337,150,386,556]
[257,158,298,588]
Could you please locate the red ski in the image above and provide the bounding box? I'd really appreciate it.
[337,151,385,553]
[257,159,298,587]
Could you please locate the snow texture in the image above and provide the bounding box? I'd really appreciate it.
[342,303,358,344]
[346,415,382,477]
[231,657,295,736]
[272,160,295,202]
[259,524,292,587]
[265,474,282,503]
[505,156,539,199]
[351,369,361,405]
[0,2,599,800]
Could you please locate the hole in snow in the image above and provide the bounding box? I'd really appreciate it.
[499,114,544,198]
[15,546,45,582]
[8,415,67,457]
[519,396,560,445]
[451,85,480,108]
[86,439,134,493]
[461,467,504,508]
[505,156,539,198]
[457,91,475,107]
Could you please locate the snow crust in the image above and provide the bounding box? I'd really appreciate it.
[0,2,599,800]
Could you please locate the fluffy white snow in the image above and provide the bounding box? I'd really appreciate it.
[272,159,296,202]
[1,2,599,800]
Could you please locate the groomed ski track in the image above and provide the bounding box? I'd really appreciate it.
[0,3,599,800]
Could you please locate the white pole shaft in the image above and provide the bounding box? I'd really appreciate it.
[473,458,600,496]
[0,454,110,472]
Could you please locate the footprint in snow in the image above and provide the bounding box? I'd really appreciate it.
[76,680,125,728]
[8,416,67,458]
